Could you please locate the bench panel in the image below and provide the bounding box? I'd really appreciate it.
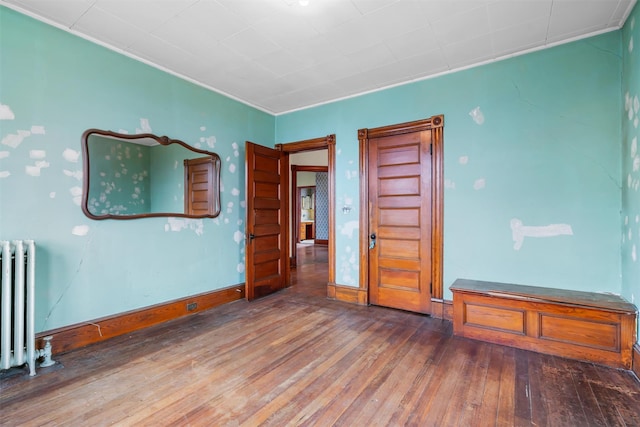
[451,279,637,369]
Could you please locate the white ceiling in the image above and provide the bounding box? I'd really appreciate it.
[2,0,636,114]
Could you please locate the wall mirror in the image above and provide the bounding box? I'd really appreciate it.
[81,129,221,220]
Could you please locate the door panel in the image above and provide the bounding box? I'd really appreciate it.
[245,141,289,301]
[368,131,432,314]
[184,157,215,216]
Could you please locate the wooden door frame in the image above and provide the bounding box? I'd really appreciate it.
[358,115,445,313]
[276,135,336,293]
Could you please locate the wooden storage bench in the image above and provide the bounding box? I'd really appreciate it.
[451,279,637,369]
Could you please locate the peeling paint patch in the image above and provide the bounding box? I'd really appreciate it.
[444,179,456,189]
[200,126,206,131]
[165,217,204,235]
[233,230,244,244]
[30,126,45,134]
[0,151,8,159]
[229,164,236,173]
[473,178,485,190]
[136,118,152,134]
[633,244,637,262]
[231,188,240,196]
[71,225,89,236]
[29,150,46,159]
[205,136,216,148]
[340,220,359,239]
[63,148,80,163]
[237,263,245,273]
[49,192,56,198]
[0,104,15,120]
[510,218,573,251]
[25,160,50,176]
[2,130,31,148]
[469,106,485,125]
[0,171,10,178]
[63,169,83,180]
[70,186,83,206]
[459,156,468,165]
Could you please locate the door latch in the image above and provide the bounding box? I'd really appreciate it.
[369,233,376,249]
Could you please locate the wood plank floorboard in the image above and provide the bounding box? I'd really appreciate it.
[2,243,639,426]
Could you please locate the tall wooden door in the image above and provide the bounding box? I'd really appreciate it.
[184,157,216,216]
[367,128,434,313]
[245,141,289,301]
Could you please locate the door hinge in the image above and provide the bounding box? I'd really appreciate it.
[430,282,433,294]
[430,143,433,155]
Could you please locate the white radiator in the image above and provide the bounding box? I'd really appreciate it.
[0,240,37,376]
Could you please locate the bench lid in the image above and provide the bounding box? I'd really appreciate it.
[450,279,637,314]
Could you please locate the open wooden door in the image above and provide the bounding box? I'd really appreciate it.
[245,141,289,300]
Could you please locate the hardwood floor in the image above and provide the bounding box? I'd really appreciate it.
[1,244,639,426]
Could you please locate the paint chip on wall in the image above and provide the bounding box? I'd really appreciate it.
[0,104,15,120]
[63,169,83,180]
[29,150,46,159]
[30,126,45,134]
[469,106,485,125]
[136,118,152,134]
[510,218,573,250]
[165,218,204,235]
[25,160,50,176]
[459,156,468,165]
[0,171,10,178]
[233,230,244,244]
[229,164,236,173]
[2,130,31,148]
[340,220,359,239]
[71,225,89,236]
[444,179,456,189]
[473,178,485,190]
[0,151,8,159]
[63,148,80,163]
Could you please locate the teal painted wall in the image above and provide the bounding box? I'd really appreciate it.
[0,7,274,332]
[276,31,623,301]
[1,5,634,342]
[622,4,640,340]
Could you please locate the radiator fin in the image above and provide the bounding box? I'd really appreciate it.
[0,240,37,375]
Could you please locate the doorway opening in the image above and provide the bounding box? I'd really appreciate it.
[276,135,336,295]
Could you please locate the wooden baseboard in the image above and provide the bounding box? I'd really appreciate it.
[36,284,245,356]
[431,298,453,321]
[315,239,328,245]
[327,283,367,305]
[633,344,640,382]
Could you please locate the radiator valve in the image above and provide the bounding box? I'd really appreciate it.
[36,336,55,368]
